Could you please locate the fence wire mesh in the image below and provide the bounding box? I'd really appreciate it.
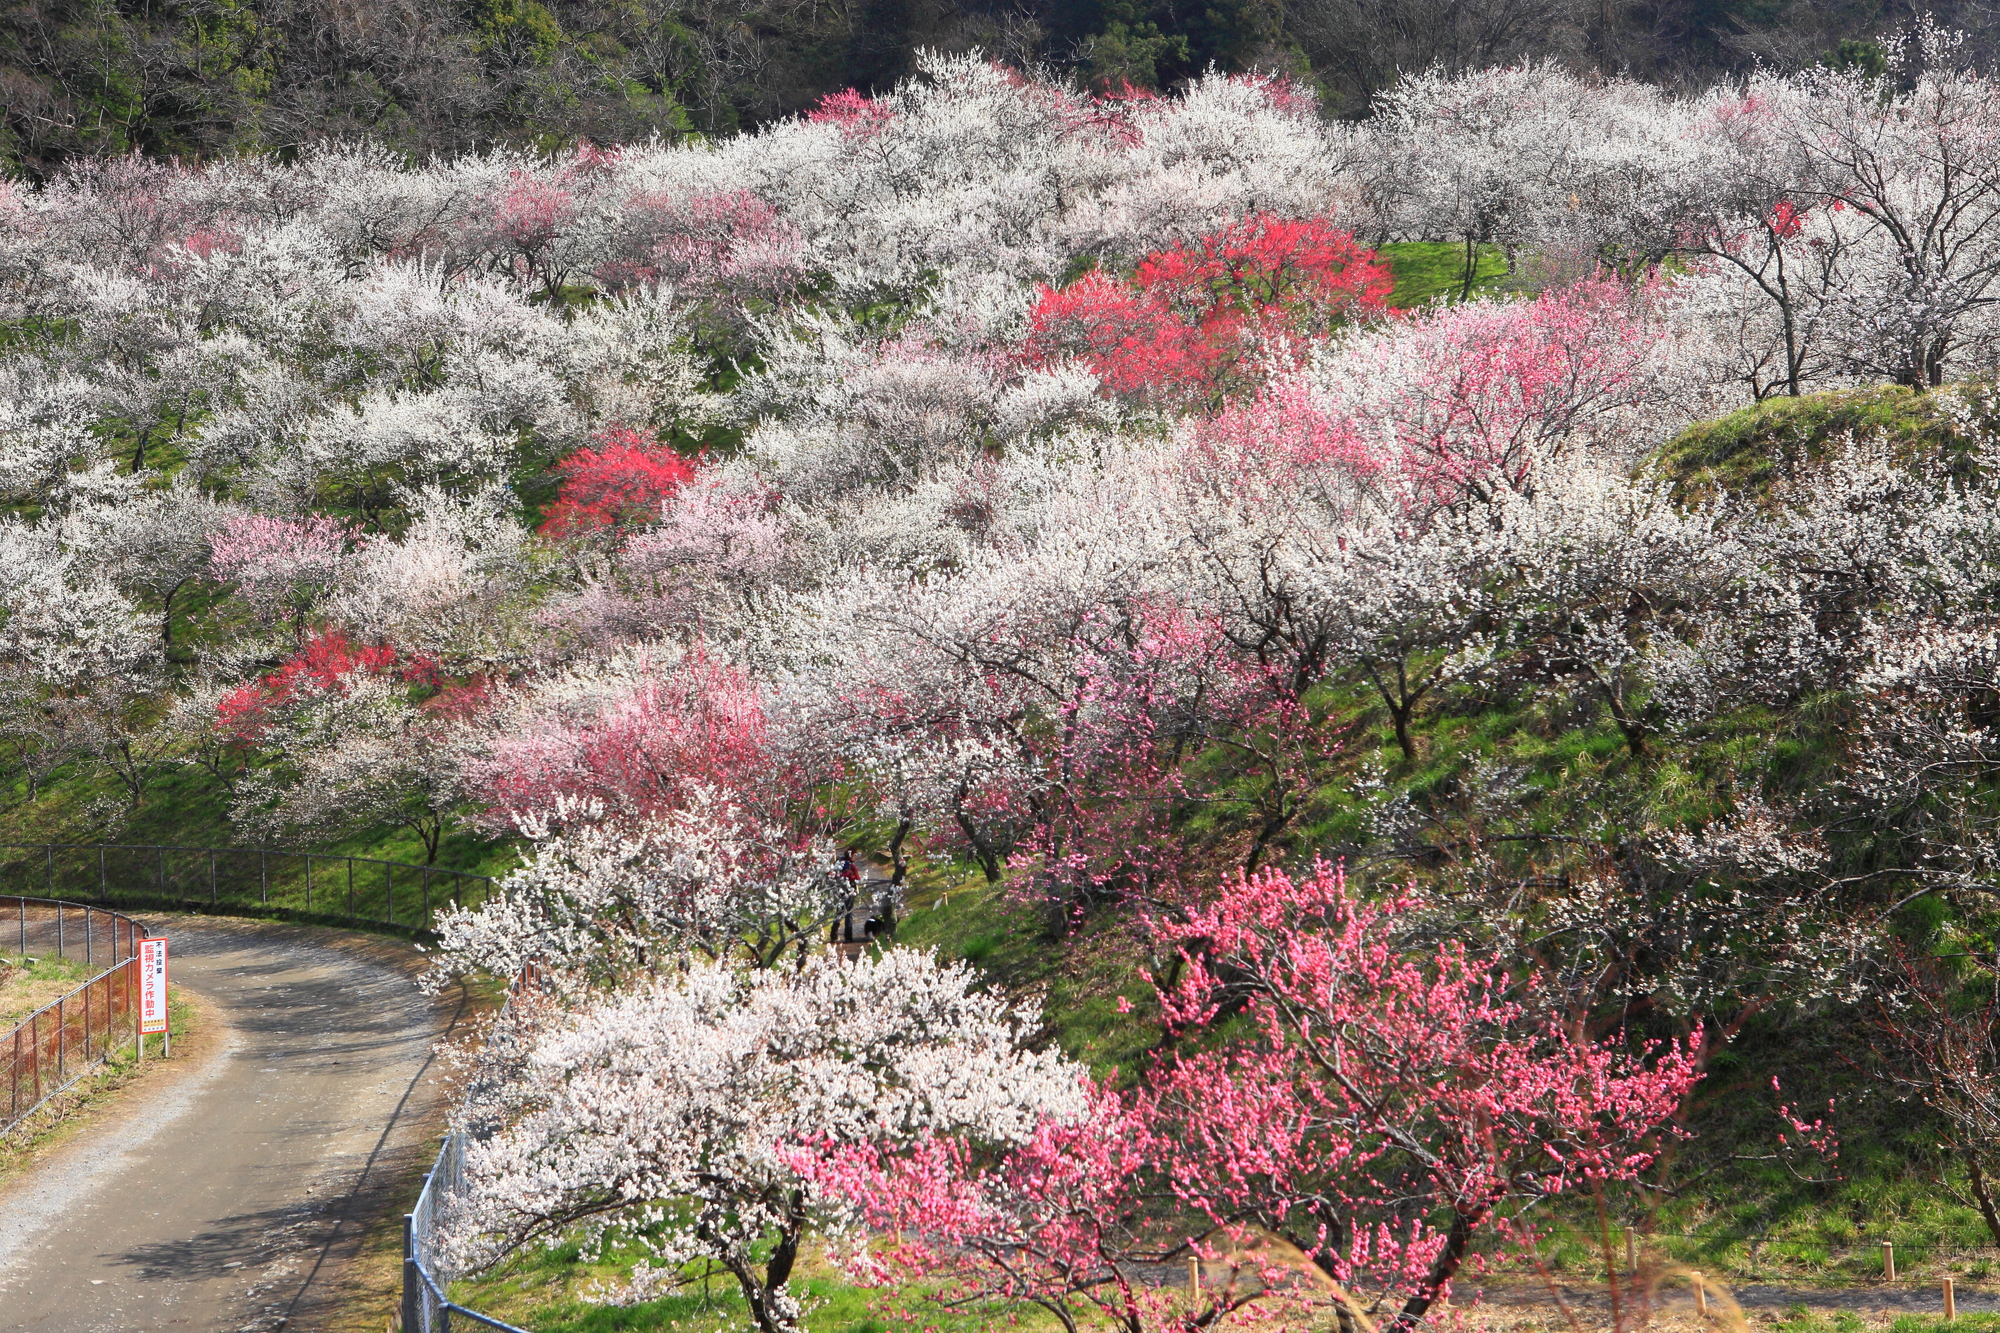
[3,896,144,1133]
[402,988,532,1333]
[0,844,497,934]
[4,862,531,1329]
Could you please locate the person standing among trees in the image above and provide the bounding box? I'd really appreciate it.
[830,849,864,943]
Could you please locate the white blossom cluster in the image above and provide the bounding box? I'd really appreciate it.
[430,788,845,985]
[440,949,1086,1331]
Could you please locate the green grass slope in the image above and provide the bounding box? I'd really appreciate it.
[1377,241,1511,309]
[1650,381,2000,506]
[0,754,517,930]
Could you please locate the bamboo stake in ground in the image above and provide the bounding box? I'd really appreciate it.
[1884,1241,1896,1281]
[1625,1226,1636,1274]
[1945,1277,1957,1320]
[1189,1257,1200,1299]
[1693,1271,1707,1317]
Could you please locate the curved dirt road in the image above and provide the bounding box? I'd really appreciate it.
[0,917,463,1333]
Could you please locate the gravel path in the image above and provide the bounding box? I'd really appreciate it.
[0,917,462,1333]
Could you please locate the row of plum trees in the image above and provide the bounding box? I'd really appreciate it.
[2,34,2000,1331]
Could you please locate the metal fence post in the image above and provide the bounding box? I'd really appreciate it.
[84,908,91,968]
[402,1214,421,1333]
[4,845,491,957]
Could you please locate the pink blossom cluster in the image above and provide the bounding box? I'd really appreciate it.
[795,863,1700,1331]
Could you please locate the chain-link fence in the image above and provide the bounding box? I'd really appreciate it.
[0,844,497,934]
[3,895,145,1133]
[402,981,533,1333]
[402,1129,531,1332]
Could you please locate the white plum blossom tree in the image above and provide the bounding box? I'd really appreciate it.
[439,949,1088,1333]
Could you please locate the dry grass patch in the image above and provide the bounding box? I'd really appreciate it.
[0,979,205,1186]
[0,952,96,1025]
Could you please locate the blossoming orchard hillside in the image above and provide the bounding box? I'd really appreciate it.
[9,34,2000,1331]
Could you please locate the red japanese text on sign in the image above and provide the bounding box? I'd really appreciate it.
[138,937,168,1036]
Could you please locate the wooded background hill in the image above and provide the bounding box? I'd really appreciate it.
[0,0,1981,175]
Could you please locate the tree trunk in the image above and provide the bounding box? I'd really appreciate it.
[1243,792,1298,876]
[1600,680,1646,757]
[728,1194,807,1333]
[161,576,191,658]
[954,806,1002,884]
[725,1255,798,1333]
[888,816,912,887]
[764,1196,803,1292]
[1392,1210,1477,1330]
[1391,698,1415,762]
[1365,659,1424,762]
[408,813,444,864]
[1965,1151,2000,1248]
[113,740,143,809]
[1779,292,1803,397]
[877,816,911,938]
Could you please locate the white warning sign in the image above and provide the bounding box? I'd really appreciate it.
[138,937,169,1036]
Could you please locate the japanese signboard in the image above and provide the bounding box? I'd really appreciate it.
[138,937,169,1036]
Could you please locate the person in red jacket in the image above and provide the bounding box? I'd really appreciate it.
[830,849,865,947]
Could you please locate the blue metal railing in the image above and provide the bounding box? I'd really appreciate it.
[404,1128,533,1332]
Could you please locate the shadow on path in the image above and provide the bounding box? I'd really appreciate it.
[0,916,459,1333]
